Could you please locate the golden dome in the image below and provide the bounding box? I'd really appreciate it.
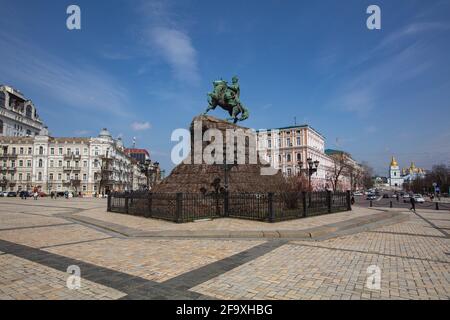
[390,156,398,167]
[410,162,416,170]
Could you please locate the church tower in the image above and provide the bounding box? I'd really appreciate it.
[388,156,404,189]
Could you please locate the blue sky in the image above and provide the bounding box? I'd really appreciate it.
[1,0,449,175]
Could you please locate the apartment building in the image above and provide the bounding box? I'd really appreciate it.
[0,128,146,195]
[258,125,361,191]
[0,85,44,137]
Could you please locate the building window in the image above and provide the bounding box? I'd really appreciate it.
[28,147,32,155]
[19,147,24,154]
[38,159,43,168]
[38,172,42,181]
[82,185,87,191]
[84,148,88,155]
[19,173,22,181]
[49,173,54,181]
[58,173,62,181]
[50,148,55,155]
[287,138,291,147]
[19,160,23,167]
[39,146,44,155]
[50,160,54,167]
[0,92,5,107]
[297,136,301,146]
[26,130,31,136]
[27,160,31,167]
[58,160,62,167]
[58,148,63,155]
[83,174,87,181]
[296,153,301,161]
[83,161,87,167]
[287,168,292,176]
[67,148,71,155]
[287,154,291,162]
[26,105,33,118]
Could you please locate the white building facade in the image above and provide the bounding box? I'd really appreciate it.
[257,125,360,191]
[0,128,146,195]
[0,85,44,137]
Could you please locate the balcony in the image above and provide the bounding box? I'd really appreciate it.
[63,166,81,171]
[0,154,18,159]
[64,153,81,160]
[0,167,17,172]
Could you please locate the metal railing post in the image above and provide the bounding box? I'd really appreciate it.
[302,191,307,217]
[327,190,332,213]
[224,191,229,217]
[107,193,112,212]
[436,202,439,211]
[390,201,393,208]
[125,194,129,214]
[146,192,152,218]
[346,190,352,211]
[176,192,183,223]
[268,192,274,222]
[370,200,373,207]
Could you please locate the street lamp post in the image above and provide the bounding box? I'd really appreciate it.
[142,160,160,191]
[297,158,320,207]
[297,158,320,191]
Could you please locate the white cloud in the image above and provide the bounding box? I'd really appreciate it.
[148,27,200,84]
[74,130,90,136]
[131,121,151,131]
[139,0,200,85]
[0,31,132,118]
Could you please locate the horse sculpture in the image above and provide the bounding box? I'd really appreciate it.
[203,77,249,123]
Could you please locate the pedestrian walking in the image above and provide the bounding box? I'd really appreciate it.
[396,194,399,202]
[33,191,38,200]
[409,196,416,212]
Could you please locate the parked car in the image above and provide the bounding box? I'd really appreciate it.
[7,191,17,197]
[19,190,31,198]
[366,194,377,200]
[353,191,363,196]
[391,194,398,198]
[414,194,425,203]
[0,191,8,197]
[402,194,410,199]
[383,194,389,198]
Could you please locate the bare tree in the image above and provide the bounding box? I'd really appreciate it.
[360,161,375,189]
[326,152,352,192]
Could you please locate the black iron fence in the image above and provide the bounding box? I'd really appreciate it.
[366,198,450,211]
[108,191,351,223]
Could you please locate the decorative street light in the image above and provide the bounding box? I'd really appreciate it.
[297,157,320,192]
[142,160,160,190]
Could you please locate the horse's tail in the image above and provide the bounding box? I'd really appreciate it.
[239,104,249,121]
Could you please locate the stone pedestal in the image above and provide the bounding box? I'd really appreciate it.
[152,115,284,193]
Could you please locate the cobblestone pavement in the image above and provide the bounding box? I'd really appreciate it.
[0,198,449,300]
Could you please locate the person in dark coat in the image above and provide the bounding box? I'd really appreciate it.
[409,196,416,212]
